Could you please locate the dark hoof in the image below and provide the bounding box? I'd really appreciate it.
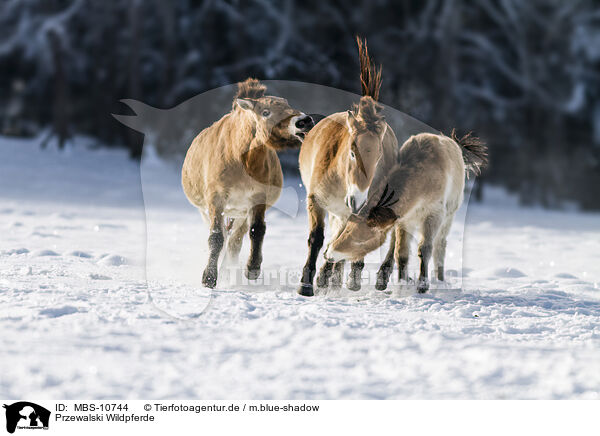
[202,267,218,289]
[375,269,391,291]
[375,279,389,291]
[347,280,361,292]
[298,284,314,296]
[417,278,429,293]
[245,266,261,280]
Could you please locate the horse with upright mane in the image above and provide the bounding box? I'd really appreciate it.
[297,38,399,296]
[182,78,313,288]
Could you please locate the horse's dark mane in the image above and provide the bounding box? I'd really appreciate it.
[352,37,385,134]
[235,78,267,100]
[356,36,382,101]
[350,96,385,134]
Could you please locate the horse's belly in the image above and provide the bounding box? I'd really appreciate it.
[224,189,256,218]
[224,182,281,218]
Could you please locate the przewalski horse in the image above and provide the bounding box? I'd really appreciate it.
[182,78,313,288]
[297,38,399,296]
[325,130,488,292]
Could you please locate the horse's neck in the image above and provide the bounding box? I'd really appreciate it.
[228,109,261,151]
[335,137,351,183]
[242,138,272,185]
[234,110,271,182]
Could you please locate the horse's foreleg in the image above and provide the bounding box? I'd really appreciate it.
[226,218,249,265]
[316,260,334,289]
[347,260,364,291]
[330,261,345,289]
[219,218,249,284]
[316,215,344,289]
[299,195,325,296]
[395,226,411,282]
[317,259,344,289]
[202,199,225,289]
[246,204,266,280]
[376,229,396,290]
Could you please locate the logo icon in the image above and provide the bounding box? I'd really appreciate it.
[3,402,50,434]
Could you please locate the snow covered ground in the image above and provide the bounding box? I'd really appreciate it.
[1,135,599,399]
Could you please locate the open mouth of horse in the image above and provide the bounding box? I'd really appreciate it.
[295,132,306,140]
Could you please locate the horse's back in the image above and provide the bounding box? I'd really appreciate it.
[398,133,465,219]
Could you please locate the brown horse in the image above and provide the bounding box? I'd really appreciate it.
[297,38,399,296]
[182,78,313,288]
[325,131,488,292]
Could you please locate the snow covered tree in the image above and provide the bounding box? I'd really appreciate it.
[0,0,599,207]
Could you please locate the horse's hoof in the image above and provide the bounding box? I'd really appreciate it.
[245,266,261,280]
[417,278,429,293]
[298,284,314,297]
[347,280,361,292]
[202,268,218,289]
[375,279,389,291]
[375,270,391,291]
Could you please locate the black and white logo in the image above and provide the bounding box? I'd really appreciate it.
[3,402,50,434]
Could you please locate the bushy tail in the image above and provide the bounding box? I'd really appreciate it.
[451,129,488,177]
[356,36,382,100]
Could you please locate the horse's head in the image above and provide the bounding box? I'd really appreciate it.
[327,182,398,262]
[234,78,313,150]
[344,96,387,213]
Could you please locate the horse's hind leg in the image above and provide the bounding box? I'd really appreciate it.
[246,203,266,280]
[433,216,453,282]
[202,197,225,288]
[376,229,396,290]
[417,214,442,293]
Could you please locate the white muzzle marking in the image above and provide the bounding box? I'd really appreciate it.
[346,184,368,214]
[290,113,308,140]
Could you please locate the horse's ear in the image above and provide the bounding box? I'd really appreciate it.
[346,110,357,135]
[236,98,255,111]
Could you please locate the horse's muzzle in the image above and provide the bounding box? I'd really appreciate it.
[346,194,367,214]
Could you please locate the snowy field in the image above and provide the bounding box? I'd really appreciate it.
[1,135,600,399]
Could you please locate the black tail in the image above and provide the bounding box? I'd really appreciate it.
[356,36,382,100]
[450,129,488,177]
